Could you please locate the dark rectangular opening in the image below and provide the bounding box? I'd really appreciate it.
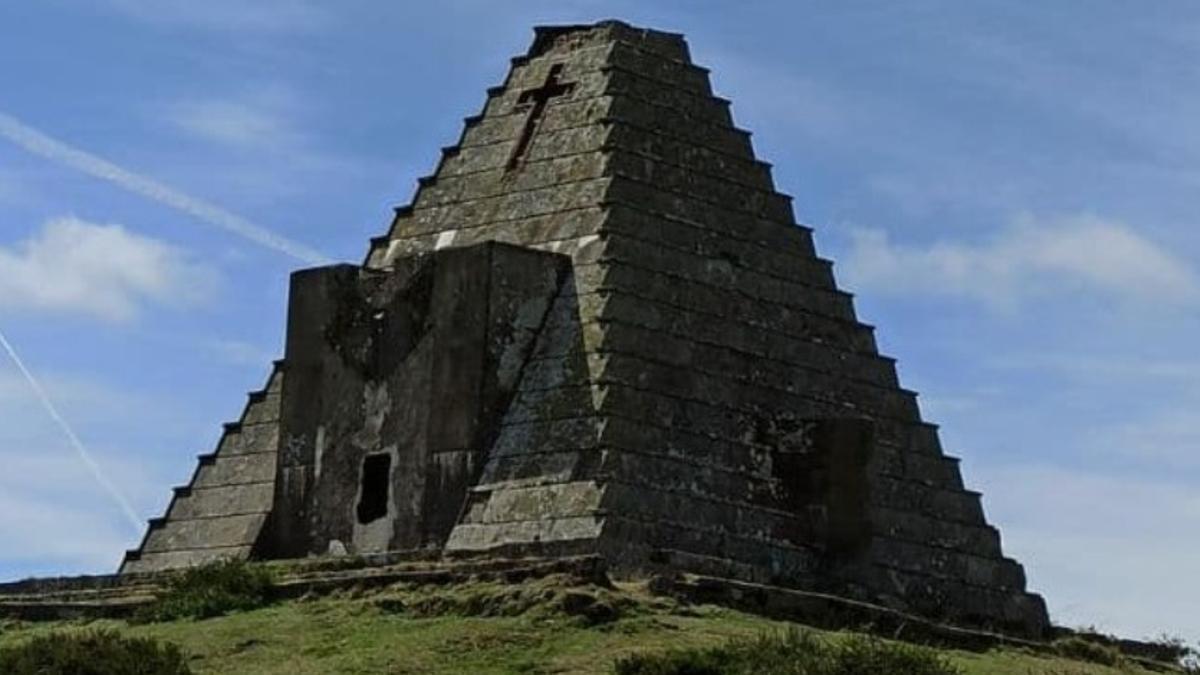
[356,453,392,524]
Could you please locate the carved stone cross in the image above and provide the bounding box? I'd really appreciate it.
[507,64,575,170]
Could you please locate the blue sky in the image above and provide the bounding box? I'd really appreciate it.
[1,0,1197,644]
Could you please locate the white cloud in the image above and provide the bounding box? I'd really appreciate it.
[839,214,1199,310]
[0,216,216,322]
[977,464,1200,642]
[167,94,302,152]
[106,0,328,33]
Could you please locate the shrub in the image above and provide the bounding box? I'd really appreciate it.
[1172,639,1200,675]
[0,629,191,675]
[614,629,961,675]
[833,634,964,674]
[1151,634,1200,670]
[138,558,274,622]
[374,575,631,625]
[1051,636,1126,668]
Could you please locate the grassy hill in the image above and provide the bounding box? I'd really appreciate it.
[0,566,1186,674]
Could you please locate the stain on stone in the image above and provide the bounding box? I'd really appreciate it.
[322,266,435,381]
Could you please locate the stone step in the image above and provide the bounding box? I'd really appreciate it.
[117,545,257,577]
[4,555,609,621]
[140,513,268,554]
[120,362,284,574]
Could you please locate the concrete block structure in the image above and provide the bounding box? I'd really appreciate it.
[121,20,1049,636]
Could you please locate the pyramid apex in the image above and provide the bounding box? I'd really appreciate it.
[529,19,689,61]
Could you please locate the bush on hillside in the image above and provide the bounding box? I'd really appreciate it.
[0,630,191,675]
[613,628,961,675]
[1151,634,1200,671]
[137,558,274,622]
[1051,636,1126,668]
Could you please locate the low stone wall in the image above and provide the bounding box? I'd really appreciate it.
[0,554,606,622]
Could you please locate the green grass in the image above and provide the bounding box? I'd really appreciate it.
[1051,636,1128,668]
[0,575,1172,674]
[0,629,192,675]
[136,558,275,622]
[613,629,961,674]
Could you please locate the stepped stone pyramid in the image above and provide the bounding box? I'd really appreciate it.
[121,20,1048,635]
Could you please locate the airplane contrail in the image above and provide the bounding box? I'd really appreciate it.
[0,326,144,535]
[0,111,335,538]
[0,110,333,266]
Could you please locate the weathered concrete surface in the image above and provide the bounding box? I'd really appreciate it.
[266,242,572,559]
